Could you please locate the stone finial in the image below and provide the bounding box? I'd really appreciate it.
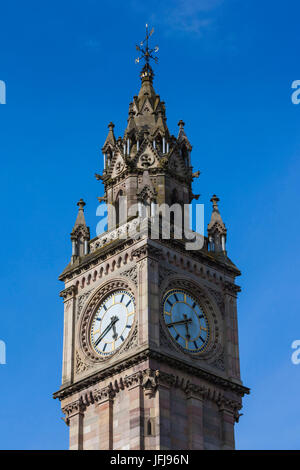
[71,199,90,262]
[74,199,87,227]
[77,198,86,210]
[102,122,116,150]
[211,194,220,212]
[178,120,185,129]
[207,194,227,254]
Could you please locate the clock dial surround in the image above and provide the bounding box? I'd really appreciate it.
[162,289,210,354]
[90,290,135,357]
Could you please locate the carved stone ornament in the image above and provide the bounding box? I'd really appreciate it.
[79,278,137,363]
[223,281,241,297]
[207,287,225,316]
[158,265,177,284]
[160,277,224,366]
[54,350,250,402]
[60,285,77,302]
[132,243,163,261]
[77,289,93,321]
[120,265,138,286]
[62,398,86,425]
[76,350,91,374]
[140,153,154,168]
[61,369,244,423]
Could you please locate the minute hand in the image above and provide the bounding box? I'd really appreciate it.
[167,318,192,327]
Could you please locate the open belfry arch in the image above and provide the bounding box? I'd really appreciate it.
[54,25,249,450]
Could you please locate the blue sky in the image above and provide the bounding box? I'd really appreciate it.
[0,0,300,450]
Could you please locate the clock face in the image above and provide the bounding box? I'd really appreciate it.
[90,290,135,357]
[162,289,209,353]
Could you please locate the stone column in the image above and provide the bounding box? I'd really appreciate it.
[132,245,151,347]
[63,399,85,450]
[158,382,172,449]
[59,285,77,386]
[186,389,204,450]
[219,402,236,450]
[224,282,241,380]
[94,386,114,450]
[126,373,144,450]
[142,370,160,450]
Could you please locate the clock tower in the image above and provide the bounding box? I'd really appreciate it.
[54,27,249,450]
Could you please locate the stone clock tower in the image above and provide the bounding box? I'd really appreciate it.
[54,29,249,450]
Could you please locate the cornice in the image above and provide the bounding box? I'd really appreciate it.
[58,237,136,282]
[53,348,250,401]
[60,366,247,423]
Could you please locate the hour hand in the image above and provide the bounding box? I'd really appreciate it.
[112,321,118,340]
[95,316,119,345]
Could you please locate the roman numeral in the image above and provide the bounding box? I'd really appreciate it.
[126,325,131,328]
[96,317,101,321]
[120,294,124,303]
[167,300,172,307]
[194,341,198,349]
[174,294,179,301]
[103,304,107,311]
[120,335,124,342]
[126,300,131,307]
[192,302,196,309]
[199,336,205,343]
[198,314,204,319]
[175,334,180,341]
[103,343,107,351]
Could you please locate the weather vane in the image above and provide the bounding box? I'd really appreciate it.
[135,24,159,66]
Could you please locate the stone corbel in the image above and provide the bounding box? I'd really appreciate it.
[93,383,116,405]
[223,281,241,298]
[59,285,77,302]
[142,369,158,398]
[62,398,86,426]
[217,397,242,423]
[184,381,206,400]
[123,371,143,389]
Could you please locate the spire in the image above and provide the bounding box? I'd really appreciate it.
[131,24,162,132]
[73,199,87,227]
[177,120,185,138]
[207,195,227,254]
[102,122,116,150]
[95,24,195,235]
[70,199,90,262]
[177,119,192,153]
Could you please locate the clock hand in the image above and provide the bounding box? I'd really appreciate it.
[112,320,118,340]
[167,318,192,327]
[95,316,119,346]
[183,314,191,340]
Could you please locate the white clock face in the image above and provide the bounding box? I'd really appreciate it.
[90,290,135,357]
[163,289,209,353]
